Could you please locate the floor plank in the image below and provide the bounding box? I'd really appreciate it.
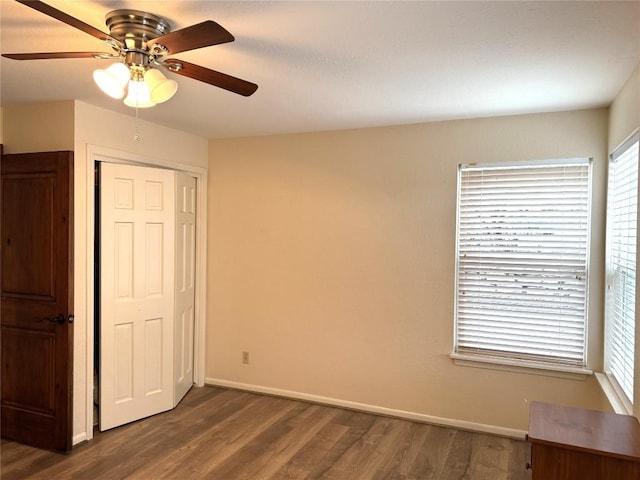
[465,433,512,480]
[0,386,532,480]
[278,409,375,479]
[406,424,458,479]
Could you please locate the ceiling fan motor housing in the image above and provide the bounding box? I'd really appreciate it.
[105,9,171,52]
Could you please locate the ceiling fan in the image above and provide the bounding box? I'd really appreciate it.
[2,0,258,108]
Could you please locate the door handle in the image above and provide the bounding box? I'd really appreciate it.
[45,314,66,324]
[44,314,73,324]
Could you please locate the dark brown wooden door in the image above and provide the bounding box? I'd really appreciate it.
[1,151,74,453]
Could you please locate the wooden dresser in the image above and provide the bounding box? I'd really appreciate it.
[527,401,640,479]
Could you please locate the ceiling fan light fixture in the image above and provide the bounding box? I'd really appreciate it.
[93,62,129,99]
[145,68,178,104]
[124,78,156,108]
[123,66,156,108]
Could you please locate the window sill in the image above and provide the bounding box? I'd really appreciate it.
[450,352,592,380]
[594,373,633,415]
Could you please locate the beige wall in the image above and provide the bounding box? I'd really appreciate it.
[1,100,208,443]
[609,63,639,152]
[207,108,610,432]
[2,101,74,153]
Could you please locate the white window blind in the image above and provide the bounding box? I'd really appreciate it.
[605,135,639,404]
[455,159,591,367]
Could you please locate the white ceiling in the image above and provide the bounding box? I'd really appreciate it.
[1,0,639,139]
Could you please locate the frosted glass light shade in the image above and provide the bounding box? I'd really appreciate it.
[145,68,178,104]
[93,63,129,99]
[123,79,156,108]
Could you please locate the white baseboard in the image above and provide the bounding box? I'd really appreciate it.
[205,378,527,439]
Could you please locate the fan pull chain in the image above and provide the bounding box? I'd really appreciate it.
[134,105,141,142]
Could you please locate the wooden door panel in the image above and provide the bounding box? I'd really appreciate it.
[1,328,55,413]
[1,151,73,453]
[1,173,56,300]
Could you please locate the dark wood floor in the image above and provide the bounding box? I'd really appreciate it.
[1,386,532,479]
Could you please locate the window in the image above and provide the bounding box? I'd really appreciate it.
[454,159,592,371]
[605,133,639,408]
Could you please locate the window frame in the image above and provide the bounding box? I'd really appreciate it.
[603,131,639,413]
[452,158,593,377]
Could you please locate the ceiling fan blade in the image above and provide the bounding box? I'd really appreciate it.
[16,0,120,45]
[148,21,234,55]
[164,59,258,97]
[2,52,113,60]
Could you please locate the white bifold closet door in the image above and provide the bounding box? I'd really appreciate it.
[100,163,195,431]
[174,173,196,405]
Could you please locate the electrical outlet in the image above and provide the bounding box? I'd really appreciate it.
[242,351,249,364]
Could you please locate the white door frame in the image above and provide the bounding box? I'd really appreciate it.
[84,144,207,441]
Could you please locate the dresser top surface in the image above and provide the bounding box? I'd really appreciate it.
[528,401,640,462]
